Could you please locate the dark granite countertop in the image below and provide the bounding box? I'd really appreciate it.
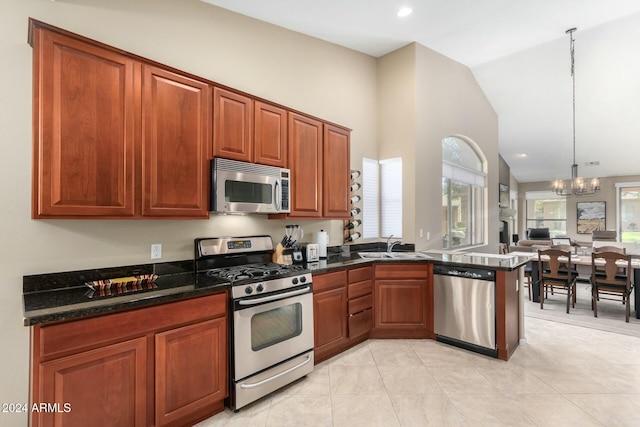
[23,261,229,326]
[23,246,529,327]
[308,250,531,275]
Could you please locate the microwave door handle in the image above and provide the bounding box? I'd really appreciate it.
[274,180,281,211]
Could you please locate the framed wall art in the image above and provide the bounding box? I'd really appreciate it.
[576,201,606,234]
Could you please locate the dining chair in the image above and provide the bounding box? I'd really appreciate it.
[590,251,634,322]
[537,248,577,313]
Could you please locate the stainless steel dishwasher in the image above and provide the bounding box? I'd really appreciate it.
[433,264,497,357]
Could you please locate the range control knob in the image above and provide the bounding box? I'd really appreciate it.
[292,277,299,285]
[245,286,253,295]
[256,284,264,292]
[300,276,307,283]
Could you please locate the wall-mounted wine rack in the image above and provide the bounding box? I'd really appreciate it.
[343,170,362,243]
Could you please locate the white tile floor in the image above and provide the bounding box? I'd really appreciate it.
[196,313,640,426]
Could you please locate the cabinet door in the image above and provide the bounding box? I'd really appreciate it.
[288,112,323,217]
[254,101,287,167]
[32,27,136,218]
[374,279,429,334]
[36,337,147,427]
[323,125,350,218]
[314,287,348,362]
[142,65,211,218]
[155,317,227,427]
[213,87,253,162]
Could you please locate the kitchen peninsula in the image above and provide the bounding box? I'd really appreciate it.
[24,249,528,425]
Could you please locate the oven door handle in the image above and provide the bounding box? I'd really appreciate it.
[237,286,311,305]
[240,354,312,389]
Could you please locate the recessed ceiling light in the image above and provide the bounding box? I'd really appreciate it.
[397,7,413,17]
[517,153,528,158]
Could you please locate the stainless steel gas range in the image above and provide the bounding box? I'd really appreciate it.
[195,236,314,412]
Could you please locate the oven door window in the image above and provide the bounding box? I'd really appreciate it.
[250,302,302,351]
[225,180,273,204]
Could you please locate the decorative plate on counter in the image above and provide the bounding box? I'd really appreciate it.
[85,274,158,296]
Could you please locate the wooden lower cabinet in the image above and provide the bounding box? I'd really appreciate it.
[372,263,433,339]
[30,293,228,427]
[155,318,227,427]
[38,338,147,427]
[347,266,373,342]
[313,271,348,363]
[313,266,373,363]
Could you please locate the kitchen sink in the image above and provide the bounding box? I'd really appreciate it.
[358,251,431,260]
[358,252,393,259]
[387,252,432,260]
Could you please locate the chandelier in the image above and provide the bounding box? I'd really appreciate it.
[552,28,600,197]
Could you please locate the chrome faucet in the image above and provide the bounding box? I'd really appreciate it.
[386,234,401,252]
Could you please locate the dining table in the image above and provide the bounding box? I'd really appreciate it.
[510,251,640,319]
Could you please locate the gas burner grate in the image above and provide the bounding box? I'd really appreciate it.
[204,263,306,283]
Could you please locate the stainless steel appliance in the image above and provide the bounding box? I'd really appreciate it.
[433,264,497,358]
[194,236,314,411]
[211,158,290,214]
[299,243,320,262]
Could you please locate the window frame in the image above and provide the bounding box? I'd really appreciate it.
[441,136,487,250]
[524,191,567,238]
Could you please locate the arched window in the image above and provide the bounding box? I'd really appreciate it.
[442,136,486,249]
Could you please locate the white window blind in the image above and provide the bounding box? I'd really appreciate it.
[380,157,402,238]
[362,158,379,239]
[442,161,485,187]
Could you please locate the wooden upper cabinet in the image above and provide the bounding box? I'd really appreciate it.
[288,113,323,217]
[254,101,287,167]
[32,26,136,218]
[142,65,211,218]
[213,87,253,162]
[323,124,350,218]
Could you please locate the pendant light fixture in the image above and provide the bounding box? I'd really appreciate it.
[552,28,600,197]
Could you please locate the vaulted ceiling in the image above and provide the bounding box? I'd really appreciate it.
[202,0,640,183]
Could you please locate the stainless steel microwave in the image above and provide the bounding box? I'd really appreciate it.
[211,158,290,214]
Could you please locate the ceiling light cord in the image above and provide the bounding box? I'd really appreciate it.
[569,27,576,169]
[552,28,600,197]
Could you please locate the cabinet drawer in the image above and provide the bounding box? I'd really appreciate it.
[313,270,347,293]
[348,294,372,315]
[37,292,228,360]
[348,266,372,283]
[375,263,429,279]
[348,308,372,339]
[348,279,372,299]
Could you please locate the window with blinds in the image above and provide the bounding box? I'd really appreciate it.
[442,136,486,249]
[362,157,403,239]
[380,158,402,238]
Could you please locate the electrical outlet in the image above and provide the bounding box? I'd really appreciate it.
[151,244,162,259]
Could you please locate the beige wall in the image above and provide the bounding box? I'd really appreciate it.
[376,44,417,241]
[517,175,640,242]
[379,43,499,250]
[0,0,500,421]
[0,0,377,422]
